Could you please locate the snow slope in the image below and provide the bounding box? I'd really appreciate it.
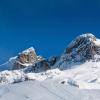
[0,80,100,100]
[0,60,100,89]
[60,61,100,89]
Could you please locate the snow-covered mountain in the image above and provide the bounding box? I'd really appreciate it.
[0,47,50,72]
[55,33,100,69]
[13,47,44,69]
[0,33,100,90]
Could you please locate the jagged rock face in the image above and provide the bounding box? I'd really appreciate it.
[48,56,60,66]
[55,33,100,69]
[13,47,44,70]
[24,60,50,73]
[17,48,37,64]
[23,56,60,73]
[64,33,99,62]
[13,62,25,70]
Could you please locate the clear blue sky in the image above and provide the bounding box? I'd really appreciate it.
[0,0,100,64]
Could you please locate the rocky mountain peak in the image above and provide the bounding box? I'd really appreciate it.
[65,33,96,53]
[64,33,100,60]
[55,33,100,69]
[13,47,43,70]
[17,47,37,64]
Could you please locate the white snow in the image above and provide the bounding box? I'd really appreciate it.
[22,47,35,54]
[0,68,62,84]
[59,61,100,89]
[0,57,17,71]
[93,39,100,46]
[0,70,25,84]
[0,80,100,100]
[67,33,96,49]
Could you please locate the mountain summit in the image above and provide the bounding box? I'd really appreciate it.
[65,33,100,60]
[0,47,44,71]
[55,33,100,69]
[13,47,43,70]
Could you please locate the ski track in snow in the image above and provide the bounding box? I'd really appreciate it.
[50,79,75,100]
[40,83,66,100]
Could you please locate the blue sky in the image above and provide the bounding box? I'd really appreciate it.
[0,0,100,64]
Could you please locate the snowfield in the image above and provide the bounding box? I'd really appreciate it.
[0,80,100,100]
[0,60,100,90]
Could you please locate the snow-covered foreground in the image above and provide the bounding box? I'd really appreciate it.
[1,60,100,90]
[0,80,100,100]
[0,57,100,99]
[62,61,100,89]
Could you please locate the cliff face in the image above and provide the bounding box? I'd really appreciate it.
[12,47,44,70]
[17,48,37,64]
[64,34,98,61]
